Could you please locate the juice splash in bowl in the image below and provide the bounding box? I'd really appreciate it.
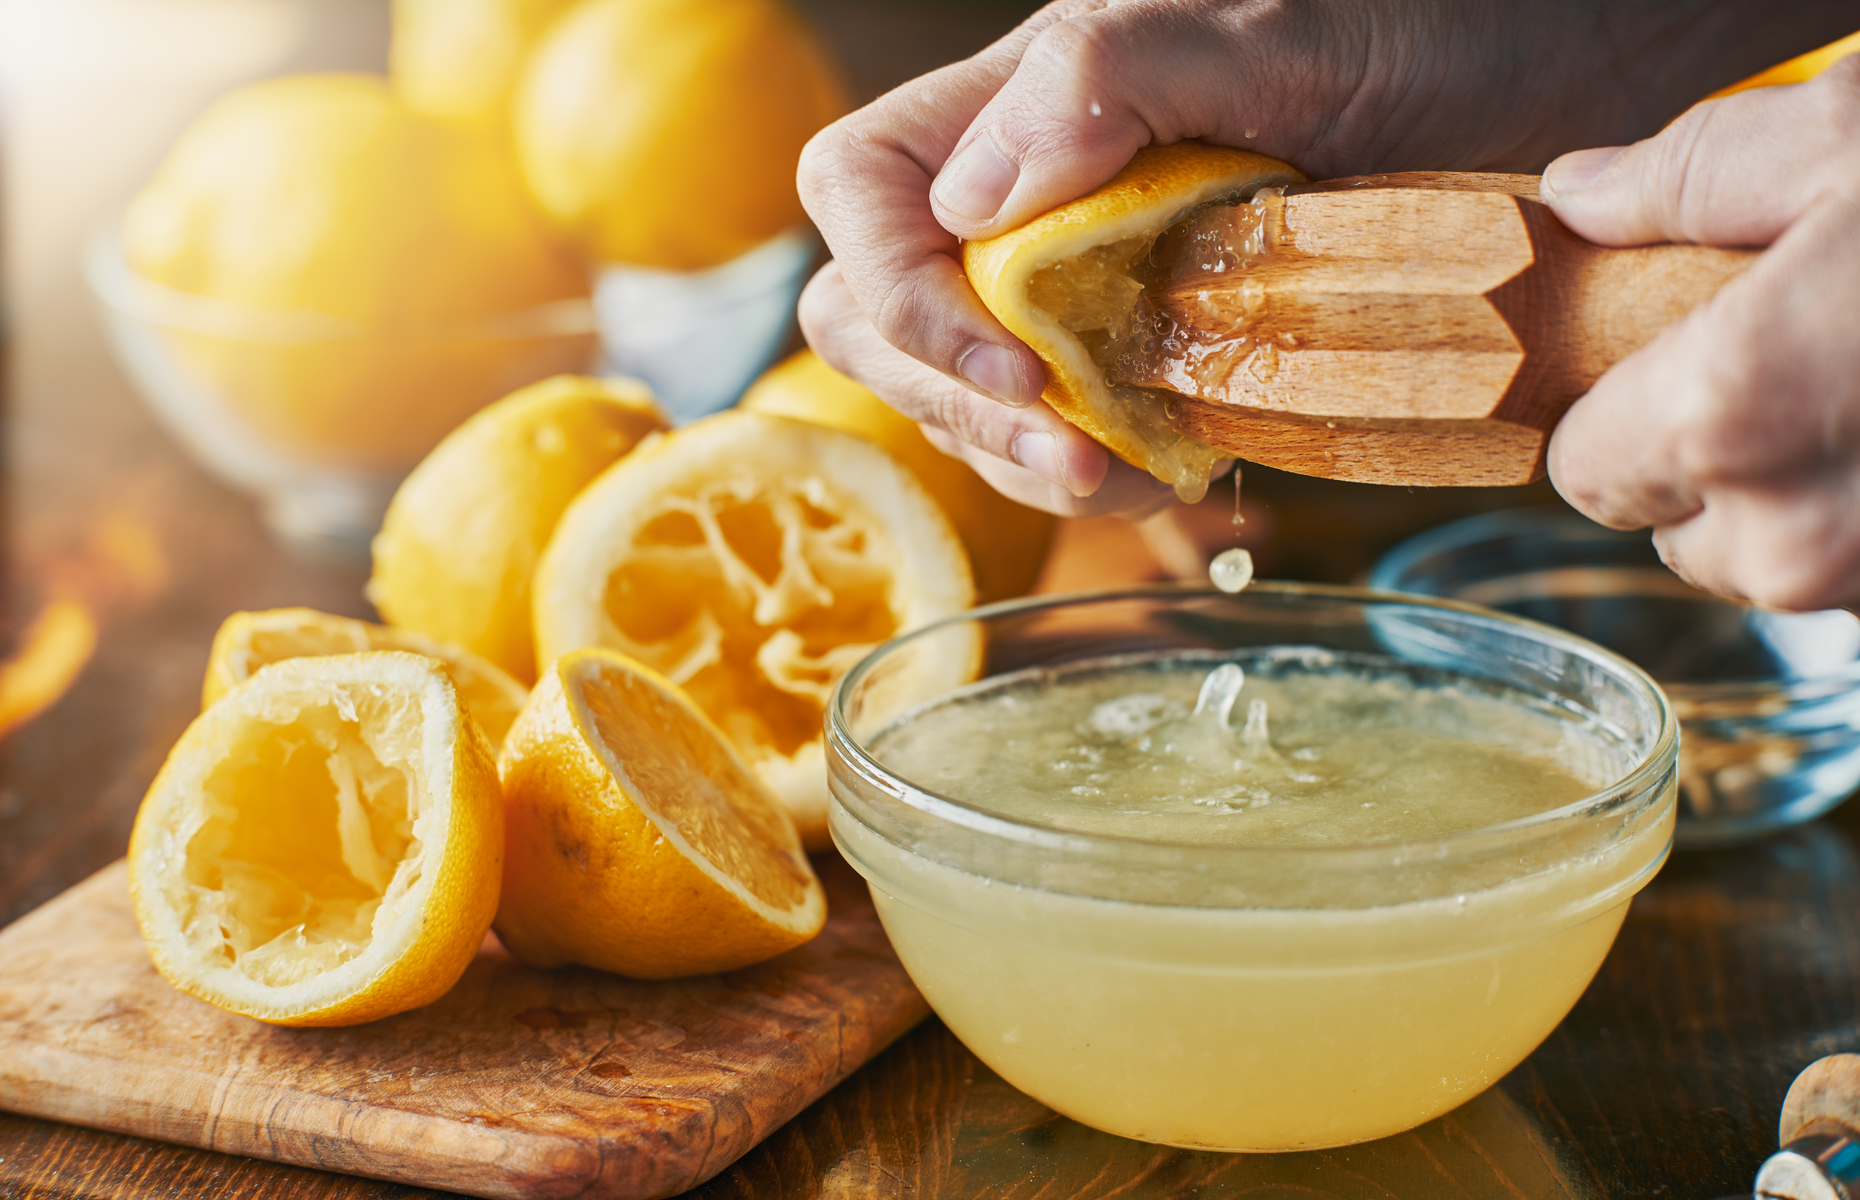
[826,584,1676,1152]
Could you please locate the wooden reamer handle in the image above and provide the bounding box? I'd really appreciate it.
[1129,172,1757,487]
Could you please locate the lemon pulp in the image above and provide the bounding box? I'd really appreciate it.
[606,475,901,761]
[1022,194,1288,499]
[173,689,429,986]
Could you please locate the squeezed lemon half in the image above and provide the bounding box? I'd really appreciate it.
[130,651,503,1026]
[532,410,976,845]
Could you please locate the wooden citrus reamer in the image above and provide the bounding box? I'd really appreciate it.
[1118,172,1757,487]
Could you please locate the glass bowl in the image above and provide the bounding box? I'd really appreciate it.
[827,583,1676,1152]
[1370,507,1860,848]
[591,227,816,426]
[86,225,599,553]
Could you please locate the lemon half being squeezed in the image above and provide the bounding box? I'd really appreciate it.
[963,141,1302,500]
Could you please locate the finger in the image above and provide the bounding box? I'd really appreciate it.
[1541,56,1860,247]
[800,260,1113,498]
[1551,189,1860,534]
[799,6,1103,407]
[920,425,1179,520]
[1653,480,1860,612]
[930,2,1350,241]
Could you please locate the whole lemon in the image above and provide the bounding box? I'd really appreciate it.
[369,374,666,683]
[512,0,848,270]
[391,0,580,126]
[740,351,1056,604]
[121,73,592,465]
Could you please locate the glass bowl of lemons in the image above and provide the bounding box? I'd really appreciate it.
[91,74,598,553]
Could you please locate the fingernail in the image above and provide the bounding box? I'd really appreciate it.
[957,343,1031,407]
[1013,432,1086,496]
[933,133,1019,221]
[1542,146,1626,199]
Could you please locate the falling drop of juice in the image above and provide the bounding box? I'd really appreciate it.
[1231,464,1246,526]
[1210,547,1254,593]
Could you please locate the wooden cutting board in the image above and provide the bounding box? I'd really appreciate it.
[0,853,927,1200]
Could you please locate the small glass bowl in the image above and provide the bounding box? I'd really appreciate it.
[591,227,816,425]
[827,584,1676,1152]
[86,226,599,553]
[1370,507,1860,848]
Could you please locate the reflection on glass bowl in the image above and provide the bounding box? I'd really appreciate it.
[86,225,598,553]
[1370,507,1860,847]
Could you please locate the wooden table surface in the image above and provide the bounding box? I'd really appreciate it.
[3,3,1855,1198]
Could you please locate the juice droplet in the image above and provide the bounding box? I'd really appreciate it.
[1210,547,1254,593]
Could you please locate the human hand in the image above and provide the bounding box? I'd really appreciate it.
[797,0,1715,518]
[1543,58,1860,611]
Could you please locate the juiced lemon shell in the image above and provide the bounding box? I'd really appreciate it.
[739,350,1055,603]
[962,142,1303,495]
[201,608,529,751]
[130,651,503,1027]
[531,410,975,846]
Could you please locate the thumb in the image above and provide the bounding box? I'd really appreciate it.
[927,3,1347,238]
[1542,58,1860,248]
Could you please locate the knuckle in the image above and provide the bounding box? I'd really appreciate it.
[866,272,933,355]
[1670,328,1778,482]
[1653,109,1718,240]
[795,275,849,362]
[1733,552,1837,613]
[795,124,856,215]
[1811,54,1860,129]
[1018,15,1121,103]
[920,386,1013,458]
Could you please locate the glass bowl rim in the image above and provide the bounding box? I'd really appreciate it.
[85,222,597,344]
[1368,504,1860,695]
[826,580,1679,865]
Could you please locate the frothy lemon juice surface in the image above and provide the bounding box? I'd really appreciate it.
[871,654,1598,847]
[827,587,1677,1152]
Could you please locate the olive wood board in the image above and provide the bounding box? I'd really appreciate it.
[0,854,928,1200]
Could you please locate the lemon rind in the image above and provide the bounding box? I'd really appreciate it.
[130,651,498,1025]
[202,607,528,750]
[963,142,1304,485]
[557,648,827,938]
[531,410,976,838]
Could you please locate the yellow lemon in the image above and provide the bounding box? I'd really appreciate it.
[1708,30,1860,98]
[496,647,826,977]
[368,374,667,682]
[129,652,503,1026]
[740,350,1056,604]
[202,608,528,751]
[121,73,592,466]
[963,141,1302,500]
[532,410,975,846]
[391,0,580,125]
[512,0,849,269]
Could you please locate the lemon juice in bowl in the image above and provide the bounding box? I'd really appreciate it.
[827,584,1676,1151]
